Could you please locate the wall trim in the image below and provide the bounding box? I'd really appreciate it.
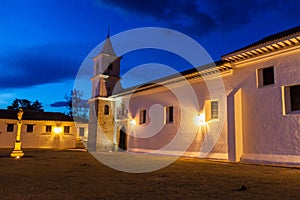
[242,153,300,165]
[128,148,228,159]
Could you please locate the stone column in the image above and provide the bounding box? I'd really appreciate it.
[10,109,24,158]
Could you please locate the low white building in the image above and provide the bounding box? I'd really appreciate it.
[0,109,82,149]
[88,26,300,165]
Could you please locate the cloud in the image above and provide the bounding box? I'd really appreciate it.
[97,0,299,35]
[50,99,88,108]
[50,101,68,108]
[0,92,16,105]
[0,43,87,89]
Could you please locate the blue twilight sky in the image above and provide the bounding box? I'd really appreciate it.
[0,0,300,112]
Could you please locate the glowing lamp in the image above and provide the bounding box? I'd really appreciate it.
[54,127,62,134]
[197,113,206,126]
[130,119,136,125]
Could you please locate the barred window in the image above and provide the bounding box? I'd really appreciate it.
[205,100,219,121]
[211,101,219,119]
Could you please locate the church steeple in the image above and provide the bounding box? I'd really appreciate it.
[100,28,116,56]
[88,29,121,152]
[91,29,121,98]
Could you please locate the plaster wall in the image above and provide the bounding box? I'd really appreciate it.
[124,77,228,158]
[0,120,76,148]
[225,49,300,159]
[113,48,300,162]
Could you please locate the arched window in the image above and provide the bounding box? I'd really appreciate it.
[104,105,109,115]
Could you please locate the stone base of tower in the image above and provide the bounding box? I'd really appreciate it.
[87,129,118,152]
[88,126,117,152]
[96,129,116,152]
[88,98,117,152]
[97,99,115,151]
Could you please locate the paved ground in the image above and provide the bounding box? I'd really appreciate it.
[0,149,300,199]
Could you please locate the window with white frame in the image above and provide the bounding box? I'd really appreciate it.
[139,109,146,125]
[283,84,300,114]
[257,66,275,87]
[205,100,219,121]
[165,106,174,123]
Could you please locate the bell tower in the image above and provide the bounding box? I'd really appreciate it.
[88,31,122,151]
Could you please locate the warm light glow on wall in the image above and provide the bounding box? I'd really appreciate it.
[54,127,62,134]
[130,119,136,126]
[197,113,206,126]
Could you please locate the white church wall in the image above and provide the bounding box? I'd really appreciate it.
[114,47,300,163]
[227,48,300,163]
[121,75,229,159]
[190,78,228,159]
[126,87,182,153]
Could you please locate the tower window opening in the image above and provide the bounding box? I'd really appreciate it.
[108,63,113,71]
[104,105,109,115]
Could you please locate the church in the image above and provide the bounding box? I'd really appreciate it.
[88,26,300,165]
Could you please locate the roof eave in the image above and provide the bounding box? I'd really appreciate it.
[222,35,300,63]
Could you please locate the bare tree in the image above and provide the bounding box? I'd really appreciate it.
[65,90,88,119]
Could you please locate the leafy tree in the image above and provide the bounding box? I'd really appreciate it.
[7,98,44,111]
[8,99,19,110]
[19,99,31,109]
[65,90,88,118]
[31,100,44,111]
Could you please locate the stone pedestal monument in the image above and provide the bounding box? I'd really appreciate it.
[10,108,24,158]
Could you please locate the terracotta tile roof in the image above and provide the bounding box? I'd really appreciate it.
[0,109,74,121]
[223,25,300,57]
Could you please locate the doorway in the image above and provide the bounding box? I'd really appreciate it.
[118,126,127,150]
